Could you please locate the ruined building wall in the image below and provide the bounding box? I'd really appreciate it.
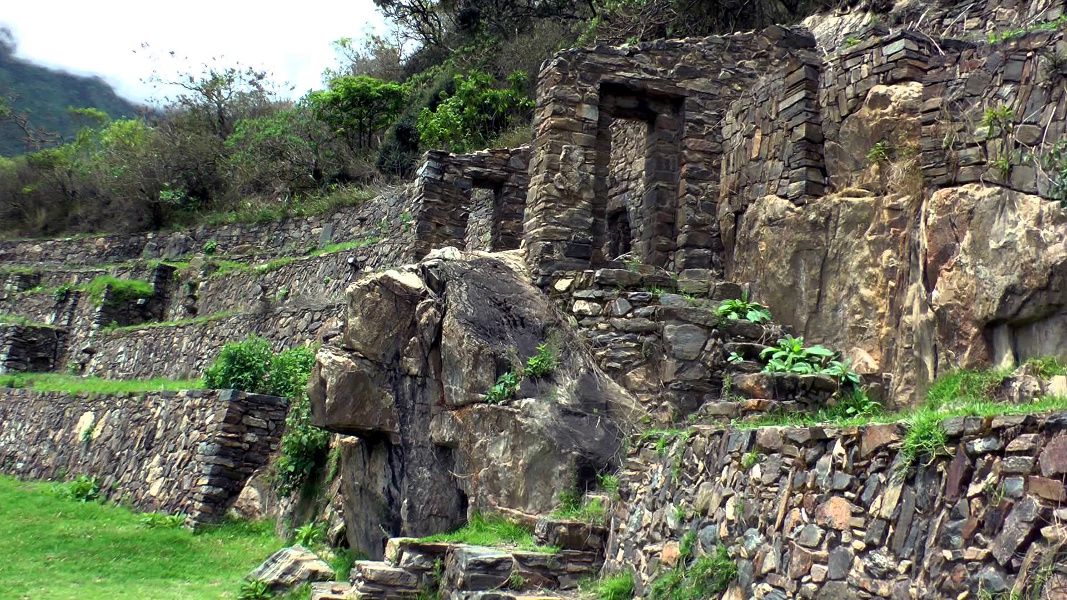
[722,19,1067,404]
[412,146,530,258]
[0,388,287,525]
[521,27,818,280]
[607,413,1067,598]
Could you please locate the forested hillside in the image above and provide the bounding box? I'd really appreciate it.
[0,29,141,156]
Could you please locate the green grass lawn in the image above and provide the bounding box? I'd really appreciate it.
[0,476,280,600]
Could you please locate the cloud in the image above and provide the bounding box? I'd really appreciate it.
[1,0,387,103]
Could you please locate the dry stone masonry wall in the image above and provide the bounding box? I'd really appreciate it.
[413,147,530,257]
[522,27,816,279]
[607,414,1067,598]
[0,388,286,525]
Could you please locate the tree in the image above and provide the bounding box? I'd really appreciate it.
[373,0,453,49]
[416,70,533,152]
[325,34,406,82]
[308,75,407,152]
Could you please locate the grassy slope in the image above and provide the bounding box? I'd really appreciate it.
[0,476,278,600]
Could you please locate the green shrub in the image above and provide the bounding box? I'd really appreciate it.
[293,521,326,548]
[524,343,558,378]
[65,475,101,503]
[52,284,72,302]
[274,395,331,497]
[203,336,273,394]
[203,240,219,255]
[759,336,835,375]
[237,579,272,600]
[715,292,771,324]
[81,276,154,306]
[417,71,534,153]
[267,346,317,399]
[309,75,407,152]
[866,140,892,164]
[485,371,520,404]
[827,387,881,419]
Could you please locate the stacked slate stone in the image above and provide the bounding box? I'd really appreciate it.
[606,401,1067,598]
[412,146,530,257]
[0,323,64,374]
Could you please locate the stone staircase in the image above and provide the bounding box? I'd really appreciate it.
[312,514,606,600]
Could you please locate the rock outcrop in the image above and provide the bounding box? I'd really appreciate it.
[309,249,640,558]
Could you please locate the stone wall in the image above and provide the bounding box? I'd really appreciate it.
[522,26,816,279]
[412,147,530,258]
[84,302,342,379]
[0,187,411,266]
[0,388,286,525]
[606,412,1067,598]
[166,243,413,321]
[0,324,65,373]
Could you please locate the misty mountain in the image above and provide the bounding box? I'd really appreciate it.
[0,29,143,156]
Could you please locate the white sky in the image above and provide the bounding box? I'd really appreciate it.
[2,0,388,105]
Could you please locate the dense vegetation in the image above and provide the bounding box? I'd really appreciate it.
[0,1,833,239]
[0,476,279,599]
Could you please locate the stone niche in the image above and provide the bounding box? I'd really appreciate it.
[412,146,530,257]
[521,26,817,280]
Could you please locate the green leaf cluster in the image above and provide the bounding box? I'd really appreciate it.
[309,75,408,151]
[715,292,772,324]
[758,335,860,385]
[417,71,533,153]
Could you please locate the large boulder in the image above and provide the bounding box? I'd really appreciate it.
[728,184,1066,406]
[308,249,639,558]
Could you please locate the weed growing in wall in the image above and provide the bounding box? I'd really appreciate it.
[64,475,101,503]
[646,544,737,600]
[204,336,273,394]
[524,342,558,378]
[580,571,635,600]
[715,291,771,324]
[485,371,520,403]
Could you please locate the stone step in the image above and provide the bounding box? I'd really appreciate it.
[350,560,423,599]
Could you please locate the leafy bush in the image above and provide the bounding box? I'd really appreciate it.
[715,292,771,324]
[524,343,558,378]
[759,336,835,375]
[65,475,101,503]
[202,240,218,255]
[237,579,272,600]
[267,346,317,399]
[203,336,273,394]
[309,75,407,152]
[821,358,861,386]
[417,71,533,153]
[866,140,892,164]
[274,395,330,498]
[293,521,326,548]
[485,371,520,404]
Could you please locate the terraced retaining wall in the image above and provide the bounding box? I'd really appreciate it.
[0,187,413,266]
[84,302,343,379]
[606,413,1067,598]
[0,388,287,525]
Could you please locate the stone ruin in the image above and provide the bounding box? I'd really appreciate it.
[1,0,1066,597]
